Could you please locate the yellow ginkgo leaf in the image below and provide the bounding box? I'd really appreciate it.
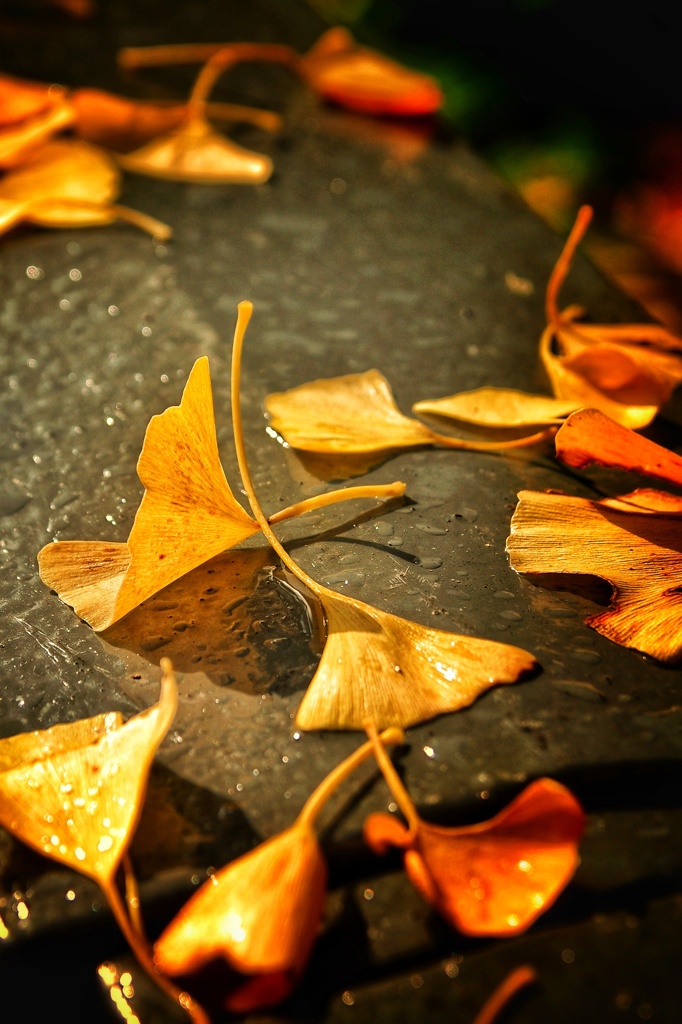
[265,368,555,477]
[38,355,406,630]
[116,118,273,185]
[233,302,538,730]
[540,205,682,428]
[507,487,682,662]
[0,137,171,239]
[38,357,260,631]
[413,387,578,429]
[294,585,537,730]
[0,663,177,888]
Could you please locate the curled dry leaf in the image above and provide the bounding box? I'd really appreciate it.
[364,724,584,935]
[234,302,538,730]
[554,407,682,486]
[507,409,682,662]
[0,138,171,239]
[300,26,443,117]
[38,355,405,630]
[265,368,555,479]
[154,727,403,1013]
[541,205,682,428]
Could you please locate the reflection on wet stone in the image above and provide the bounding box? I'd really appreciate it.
[102,548,319,697]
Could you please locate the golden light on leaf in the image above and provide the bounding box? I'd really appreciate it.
[265,368,555,478]
[233,302,538,731]
[0,100,75,168]
[0,74,65,125]
[300,27,443,117]
[541,205,682,428]
[363,723,584,936]
[413,387,577,429]
[554,407,682,487]
[0,138,171,239]
[294,586,537,730]
[507,487,682,662]
[154,726,403,1013]
[38,355,405,630]
[116,118,273,185]
[507,409,682,662]
[0,663,177,888]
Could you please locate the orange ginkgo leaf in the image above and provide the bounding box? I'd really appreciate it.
[38,354,406,631]
[363,722,584,936]
[554,406,682,486]
[117,29,442,119]
[233,302,538,730]
[507,409,682,662]
[540,204,682,428]
[413,387,579,430]
[0,99,75,168]
[154,726,403,1013]
[0,74,65,125]
[299,26,443,117]
[0,137,171,239]
[265,368,556,478]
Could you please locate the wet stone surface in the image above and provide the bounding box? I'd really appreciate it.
[0,2,681,1022]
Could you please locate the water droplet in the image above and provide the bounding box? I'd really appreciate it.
[69,268,82,281]
[561,948,575,964]
[418,557,443,570]
[341,991,355,1006]
[26,265,43,280]
[415,523,448,535]
[571,648,601,664]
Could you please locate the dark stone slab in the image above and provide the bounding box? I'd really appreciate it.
[0,2,680,1022]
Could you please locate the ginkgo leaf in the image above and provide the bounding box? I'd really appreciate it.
[507,487,682,662]
[116,118,273,184]
[300,26,443,117]
[413,387,578,429]
[0,100,75,168]
[38,355,406,630]
[117,30,442,119]
[38,357,260,631]
[154,727,403,1013]
[0,663,177,888]
[364,777,584,936]
[233,302,538,731]
[554,407,682,487]
[295,586,537,730]
[541,205,682,428]
[0,73,65,125]
[265,368,555,477]
[0,138,171,239]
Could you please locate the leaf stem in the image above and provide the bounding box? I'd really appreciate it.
[545,205,593,327]
[364,720,420,834]
[296,726,405,830]
[269,481,406,524]
[230,300,326,597]
[471,965,538,1024]
[427,426,557,451]
[185,43,301,121]
[102,877,210,1024]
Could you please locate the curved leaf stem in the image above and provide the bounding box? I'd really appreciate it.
[296,727,405,830]
[269,481,406,525]
[471,964,538,1024]
[545,204,593,327]
[186,43,301,122]
[364,720,420,834]
[102,877,210,1024]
